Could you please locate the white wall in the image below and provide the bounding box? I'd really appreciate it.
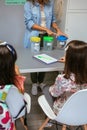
[65,0,87,42]
[0,0,25,47]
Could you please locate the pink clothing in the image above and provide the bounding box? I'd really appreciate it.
[49,73,87,114]
[15,75,26,93]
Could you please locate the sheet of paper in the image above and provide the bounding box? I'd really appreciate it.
[33,54,58,64]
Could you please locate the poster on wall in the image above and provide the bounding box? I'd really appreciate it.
[5,0,26,5]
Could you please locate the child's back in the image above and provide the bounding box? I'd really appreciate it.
[0,42,27,129]
[49,40,87,113]
[0,85,14,130]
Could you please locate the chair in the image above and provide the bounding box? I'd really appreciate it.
[16,92,31,130]
[38,89,87,130]
[23,92,31,114]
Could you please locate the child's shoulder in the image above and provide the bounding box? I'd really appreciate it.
[0,85,12,102]
[56,73,65,80]
[56,73,75,87]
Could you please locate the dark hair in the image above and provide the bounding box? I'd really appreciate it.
[0,42,17,85]
[64,40,87,84]
[26,0,50,5]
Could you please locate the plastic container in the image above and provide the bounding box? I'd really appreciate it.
[57,35,68,48]
[43,36,54,51]
[30,37,41,53]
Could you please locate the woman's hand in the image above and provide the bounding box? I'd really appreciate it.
[56,29,68,38]
[46,28,56,36]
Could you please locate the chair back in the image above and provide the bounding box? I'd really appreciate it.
[55,89,87,126]
[38,95,56,119]
[24,92,31,114]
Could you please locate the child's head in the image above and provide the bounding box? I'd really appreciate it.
[0,42,17,85]
[64,40,87,84]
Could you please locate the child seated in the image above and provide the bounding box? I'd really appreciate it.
[0,41,30,130]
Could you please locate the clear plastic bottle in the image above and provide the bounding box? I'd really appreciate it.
[43,36,54,51]
[57,35,68,48]
[30,37,41,53]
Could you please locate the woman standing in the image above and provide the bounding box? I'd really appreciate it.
[24,0,66,95]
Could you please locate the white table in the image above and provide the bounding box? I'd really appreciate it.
[16,46,64,73]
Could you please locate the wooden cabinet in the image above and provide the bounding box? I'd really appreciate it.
[65,0,87,42]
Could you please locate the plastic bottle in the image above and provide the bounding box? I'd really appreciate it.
[57,35,68,48]
[43,36,54,51]
[30,37,41,53]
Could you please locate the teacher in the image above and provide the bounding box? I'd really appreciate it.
[24,0,66,95]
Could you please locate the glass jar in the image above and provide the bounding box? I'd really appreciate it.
[43,36,54,51]
[30,37,41,53]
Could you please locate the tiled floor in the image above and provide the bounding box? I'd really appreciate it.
[16,72,58,130]
[16,72,83,130]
